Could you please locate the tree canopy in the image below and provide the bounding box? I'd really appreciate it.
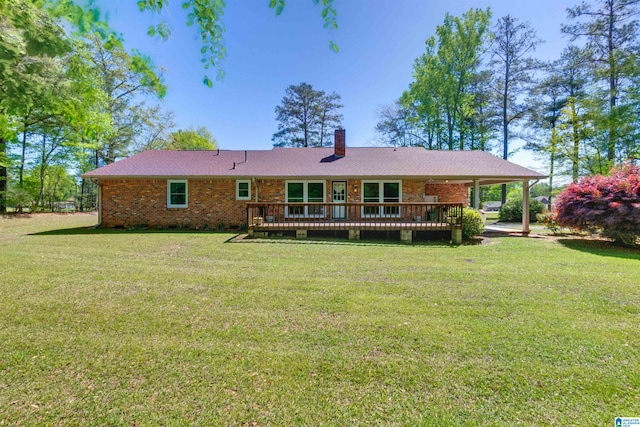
[376,1,640,203]
[1,0,340,212]
[272,83,343,148]
[152,127,218,151]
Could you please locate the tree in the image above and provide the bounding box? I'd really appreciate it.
[272,83,343,148]
[555,163,640,246]
[563,0,640,166]
[86,34,166,166]
[46,0,338,86]
[404,8,492,151]
[315,91,343,147]
[556,46,591,181]
[151,126,218,150]
[0,0,71,212]
[490,15,543,203]
[526,61,565,209]
[465,70,496,151]
[374,100,428,147]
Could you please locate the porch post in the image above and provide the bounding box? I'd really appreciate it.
[473,179,480,209]
[522,180,530,235]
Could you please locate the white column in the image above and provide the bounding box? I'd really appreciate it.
[522,180,530,234]
[473,179,480,209]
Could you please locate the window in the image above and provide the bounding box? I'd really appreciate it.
[286,181,325,217]
[362,181,401,217]
[236,180,251,200]
[167,180,188,208]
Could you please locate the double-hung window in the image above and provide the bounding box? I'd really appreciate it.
[362,181,401,217]
[236,180,251,200]
[286,181,325,217]
[167,180,188,208]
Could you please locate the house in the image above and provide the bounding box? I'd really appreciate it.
[482,201,502,212]
[82,130,546,243]
[534,195,551,206]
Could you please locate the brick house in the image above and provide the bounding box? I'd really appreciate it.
[82,130,545,242]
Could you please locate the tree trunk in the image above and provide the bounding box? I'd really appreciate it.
[549,125,557,211]
[0,136,6,213]
[570,98,580,182]
[38,136,46,208]
[607,1,616,162]
[446,109,454,150]
[19,126,27,186]
[79,179,86,212]
[501,65,510,205]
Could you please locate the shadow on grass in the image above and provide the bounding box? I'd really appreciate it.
[28,226,234,236]
[556,237,640,260]
[30,227,459,248]
[230,234,458,248]
[231,238,458,248]
[0,213,33,220]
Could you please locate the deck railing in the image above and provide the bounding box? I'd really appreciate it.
[246,202,463,231]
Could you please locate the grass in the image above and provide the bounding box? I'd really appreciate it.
[483,210,500,221]
[1,213,639,426]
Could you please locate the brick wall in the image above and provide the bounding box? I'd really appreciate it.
[98,178,469,228]
[100,179,248,229]
[255,179,286,202]
[424,183,469,205]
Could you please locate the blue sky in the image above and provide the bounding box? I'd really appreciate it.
[104,0,580,173]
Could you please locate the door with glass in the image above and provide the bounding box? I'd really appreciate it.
[331,181,346,219]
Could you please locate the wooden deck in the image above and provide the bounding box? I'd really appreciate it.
[250,220,454,231]
[246,202,463,243]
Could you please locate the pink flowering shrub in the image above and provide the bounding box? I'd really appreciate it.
[555,164,640,246]
[537,212,561,234]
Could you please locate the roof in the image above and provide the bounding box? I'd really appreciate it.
[82,147,546,185]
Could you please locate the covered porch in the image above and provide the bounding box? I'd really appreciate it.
[464,178,538,235]
[247,202,464,243]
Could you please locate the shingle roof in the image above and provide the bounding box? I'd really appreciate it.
[82,147,546,182]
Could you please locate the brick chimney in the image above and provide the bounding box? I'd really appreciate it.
[334,129,345,157]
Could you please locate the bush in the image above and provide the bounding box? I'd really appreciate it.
[537,212,561,234]
[555,163,640,246]
[462,208,485,240]
[6,187,35,213]
[498,198,546,222]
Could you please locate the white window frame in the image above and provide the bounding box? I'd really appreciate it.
[167,180,188,208]
[236,180,251,200]
[361,180,402,218]
[285,180,326,218]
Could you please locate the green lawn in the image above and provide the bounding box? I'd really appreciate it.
[1,213,639,426]
[482,210,498,220]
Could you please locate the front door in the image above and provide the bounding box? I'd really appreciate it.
[332,181,347,219]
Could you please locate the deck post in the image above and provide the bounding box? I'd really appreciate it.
[400,230,413,244]
[296,229,307,239]
[451,228,462,245]
[348,229,360,240]
[248,228,254,237]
